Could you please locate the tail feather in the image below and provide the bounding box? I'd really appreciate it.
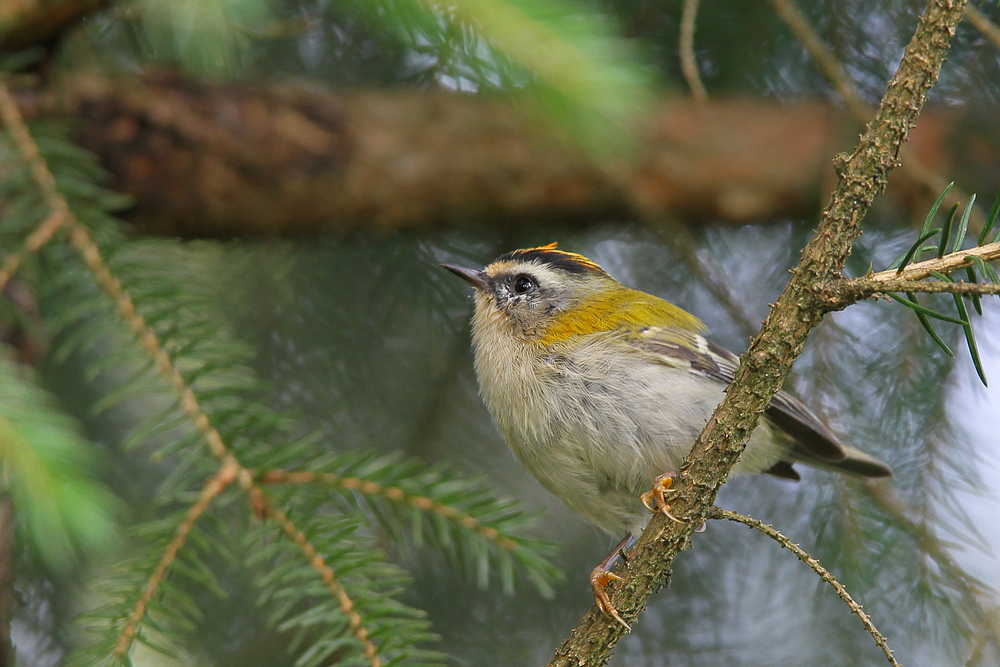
[789,444,892,479]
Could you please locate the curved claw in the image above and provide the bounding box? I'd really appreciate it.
[640,473,684,524]
[589,534,635,631]
[590,567,631,631]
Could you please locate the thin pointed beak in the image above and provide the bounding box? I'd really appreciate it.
[441,263,490,290]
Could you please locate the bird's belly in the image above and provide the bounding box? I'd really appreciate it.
[478,346,785,536]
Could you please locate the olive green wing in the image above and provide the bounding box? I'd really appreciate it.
[622,326,891,479]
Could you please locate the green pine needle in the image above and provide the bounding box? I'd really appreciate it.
[904,292,955,358]
[953,294,987,387]
[937,204,958,259]
[886,292,966,326]
[927,271,988,386]
[970,255,1000,285]
[920,182,954,237]
[977,190,1000,246]
[952,194,975,254]
[965,266,983,315]
[893,228,942,273]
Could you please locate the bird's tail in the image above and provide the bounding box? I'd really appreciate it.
[790,444,892,479]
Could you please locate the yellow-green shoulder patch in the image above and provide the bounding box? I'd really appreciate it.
[536,287,705,345]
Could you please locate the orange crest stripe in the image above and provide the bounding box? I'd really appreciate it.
[495,243,609,277]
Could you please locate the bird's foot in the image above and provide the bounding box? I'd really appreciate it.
[590,566,631,631]
[640,473,684,524]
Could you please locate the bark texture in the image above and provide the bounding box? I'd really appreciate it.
[30,73,971,237]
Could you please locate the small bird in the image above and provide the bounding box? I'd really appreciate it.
[442,243,891,628]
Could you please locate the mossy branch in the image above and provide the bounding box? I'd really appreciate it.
[846,279,1000,297]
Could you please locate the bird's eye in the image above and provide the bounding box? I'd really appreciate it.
[512,274,536,295]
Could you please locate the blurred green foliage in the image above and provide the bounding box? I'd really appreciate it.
[0,356,118,572]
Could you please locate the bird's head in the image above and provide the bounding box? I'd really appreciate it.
[442,243,703,344]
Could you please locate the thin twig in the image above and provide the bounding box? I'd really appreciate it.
[872,241,1000,283]
[253,491,382,667]
[679,0,707,101]
[827,240,1000,304]
[815,244,1000,337]
[708,507,901,667]
[259,469,520,551]
[966,5,1000,50]
[73,228,226,459]
[0,85,59,199]
[65,224,237,460]
[850,278,1000,296]
[114,461,239,657]
[0,205,67,293]
[0,82,72,291]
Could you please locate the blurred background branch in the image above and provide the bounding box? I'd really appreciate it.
[678,0,706,101]
[0,0,991,238]
[0,0,110,51]
[4,76,978,237]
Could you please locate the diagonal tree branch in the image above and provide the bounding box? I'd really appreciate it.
[766,0,869,121]
[547,1,968,665]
